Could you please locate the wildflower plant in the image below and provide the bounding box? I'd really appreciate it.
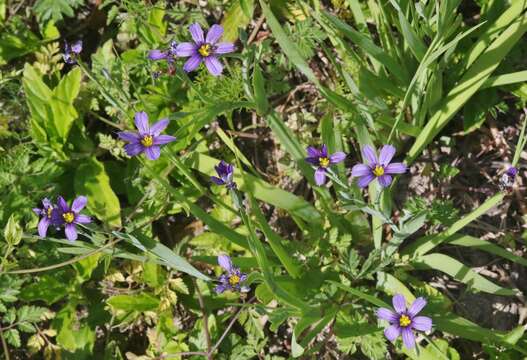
[4,1,527,359]
[55,196,91,241]
[214,254,249,294]
[351,145,407,188]
[63,40,82,64]
[118,112,176,160]
[175,23,236,76]
[305,145,346,185]
[377,294,433,349]
[210,160,236,189]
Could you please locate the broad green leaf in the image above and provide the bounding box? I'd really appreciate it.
[54,305,95,352]
[74,157,122,227]
[50,66,81,142]
[22,64,53,143]
[221,0,254,42]
[20,275,69,304]
[413,253,516,296]
[460,0,527,73]
[107,293,160,312]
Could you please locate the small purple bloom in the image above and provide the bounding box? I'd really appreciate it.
[117,112,177,160]
[214,254,249,294]
[305,145,346,186]
[351,145,406,188]
[377,294,432,349]
[54,196,91,241]
[500,166,518,190]
[175,23,236,76]
[506,166,518,177]
[63,40,82,64]
[33,198,58,238]
[211,161,236,189]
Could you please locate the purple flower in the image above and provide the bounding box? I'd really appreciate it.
[175,23,236,76]
[305,145,346,186]
[33,198,58,238]
[117,112,177,160]
[506,166,518,177]
[214,255,249,294]
[377,294,432,349]
[63,40,82,64]
[351,145,407,188]
[211,161,236,189]
[54,196,91,241]
[500,166,518,190]
[148,41,178,62]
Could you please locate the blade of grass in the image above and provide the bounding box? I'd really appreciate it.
[250,197,302,278]
[481,70,527,89]
[447,235,527,267]
[402,192,504,256]
[413,253,517,296]
[407,12,527,163]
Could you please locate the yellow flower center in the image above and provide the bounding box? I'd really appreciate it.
[141,135,154,147]
[198,44,211,57]
[319,157,330,168]
[399,315,411,327]
[373,165,384,177]
[228,274,240,286]
[62,212,75,224]
[46,207,53,219]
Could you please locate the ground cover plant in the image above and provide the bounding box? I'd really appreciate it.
[1,0,527,358]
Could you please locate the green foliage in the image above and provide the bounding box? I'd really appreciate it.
[33,0,84,23]
[1,0,527,358]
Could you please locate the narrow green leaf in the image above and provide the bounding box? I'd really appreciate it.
[114,231,210,281]
[413,253,516,296]
[403,193,504,256]
[322,11,409,84]
[447,235,527,267]
[481,70,527,89]
[185,152,322,224]
[407,13,527,163]
[250,196,302,278]
[252,64,269,116]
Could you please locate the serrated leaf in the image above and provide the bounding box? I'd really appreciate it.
[18,322,36,333]
[170,278,189,295]
[33,0,84,23]
[17,305,47,323]
[5,328,20,347]
[4,214,22,245]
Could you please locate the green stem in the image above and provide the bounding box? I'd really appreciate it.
[2,239,121,275]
